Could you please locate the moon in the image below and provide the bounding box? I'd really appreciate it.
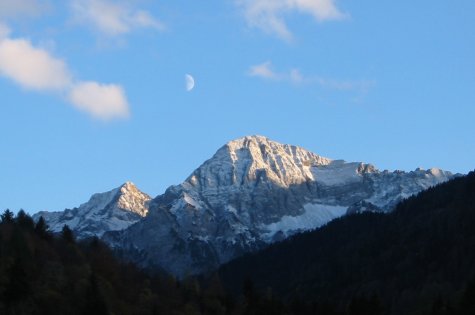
[185,74,195,92]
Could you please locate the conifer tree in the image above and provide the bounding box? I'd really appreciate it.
[34,216,51,240]
[1,209,14,223]
[61,224,75,243]
[15,209,34,230]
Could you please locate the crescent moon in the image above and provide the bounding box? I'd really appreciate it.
[185,74,195,92]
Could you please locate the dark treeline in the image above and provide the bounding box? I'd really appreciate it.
[218,171,475,315]
[0,210,240,315]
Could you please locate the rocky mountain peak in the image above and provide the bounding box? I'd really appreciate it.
[117,182,150,217]
[34,182,151,238]
[186,135,332,189]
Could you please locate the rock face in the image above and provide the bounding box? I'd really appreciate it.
[34,182,150,238]
[103,136,455,276]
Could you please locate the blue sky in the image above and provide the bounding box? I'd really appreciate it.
[1,0,474,213]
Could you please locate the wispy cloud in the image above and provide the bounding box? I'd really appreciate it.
[248,61,375,94]
[314,77,374,92]
[289,68,304,84]
[71,0,164,36]
[0,0,49,19]
[236,0,346,41]
[249,61,280,80]
[248,61,303,83]
[0,32,130,120]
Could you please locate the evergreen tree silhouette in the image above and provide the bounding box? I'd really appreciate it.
[1,209,14,223]
[61,224,75,243]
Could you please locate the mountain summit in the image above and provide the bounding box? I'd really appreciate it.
[186,135,332,189]
[103,135,455,276]
[34,182,150,238]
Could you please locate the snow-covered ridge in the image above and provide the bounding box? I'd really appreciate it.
[34,182,150,238]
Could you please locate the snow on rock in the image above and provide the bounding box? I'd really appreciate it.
[311,161,365,186]
[116,182,149,217]
[261,203,348,242]
[186,135,332,189]
[365,168,454,210]
[33,182,151,238]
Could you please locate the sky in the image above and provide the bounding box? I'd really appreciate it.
[0,0,474,214]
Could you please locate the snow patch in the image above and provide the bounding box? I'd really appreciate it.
[261,203,348,242]
[226,205,238,214]
[183,193,201,209]
[312,161,363,186]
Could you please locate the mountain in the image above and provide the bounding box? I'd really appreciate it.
[103,135,455,276]
[34,182,150,238]
[217,171,475,315]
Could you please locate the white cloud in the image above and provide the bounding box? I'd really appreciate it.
[236,0,346,40]
[248,61,280,79]
[248,61,375,93]
[249,61,300,82]
[69,81,129,120]
[0,37,72,90]
[289,68,303,83]
[132,10,164,30]
[314,77,375,91]
[0,33,130,120]
[293,0,345,20]
[0,0,49,18]
[71,0,164,36]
